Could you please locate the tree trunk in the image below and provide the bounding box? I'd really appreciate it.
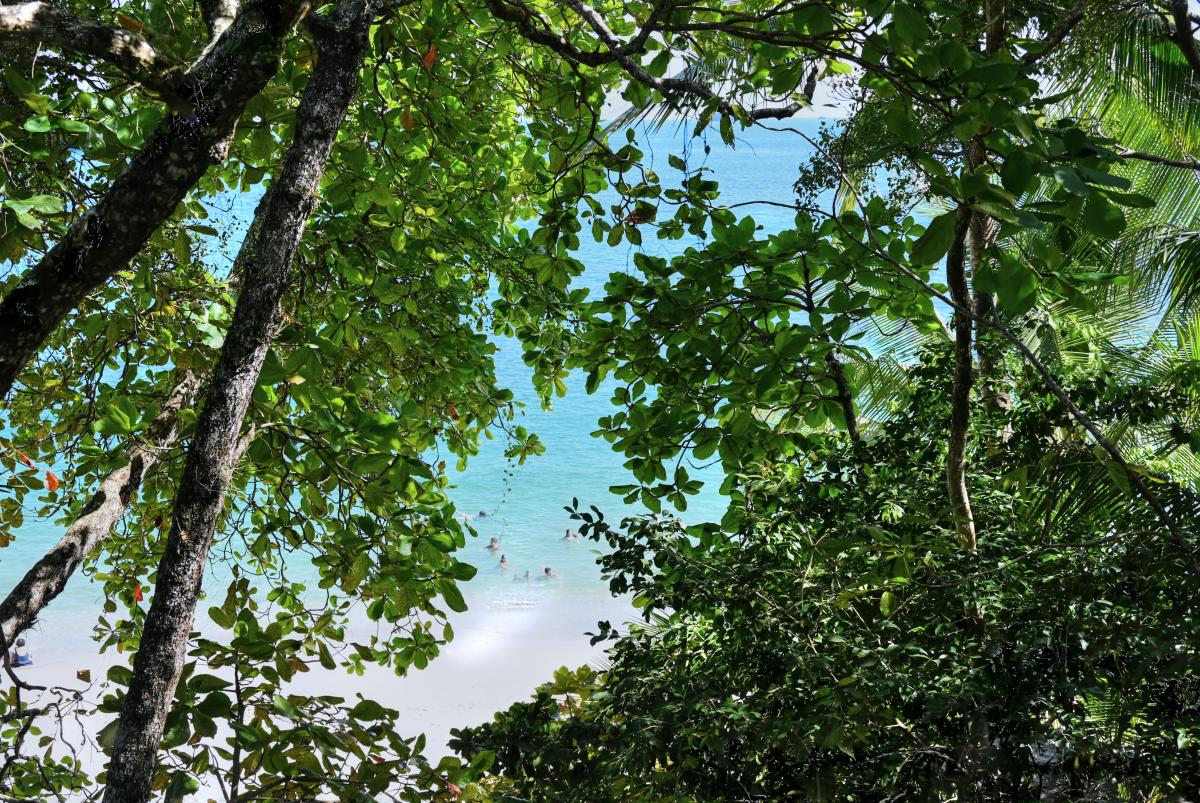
[0,0,308,399]
[0,373,201,646]
[945,205,977,552]
[971,1,1013,433]
[824,350,860,442]
[101,3,371,800]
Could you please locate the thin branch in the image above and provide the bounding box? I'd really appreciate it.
[0,372,202,646]
[1119,149,1200,171]
[487,0,813,120]
[1019,0,1085,66]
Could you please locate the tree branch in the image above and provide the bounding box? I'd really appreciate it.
[945,205,977,553]
[0,373,202,646]
[101,1,372,798]
[1119,148,1200,171]
[199,0,239,42]
[824,350,860,442]
[0,0,309,400]
[0,2,184,100]
[1019,0,1084,66]
[1169,0,1200,81]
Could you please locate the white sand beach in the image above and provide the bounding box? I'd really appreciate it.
[6,584,630,775]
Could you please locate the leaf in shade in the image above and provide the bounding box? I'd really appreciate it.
[421,44,437,70]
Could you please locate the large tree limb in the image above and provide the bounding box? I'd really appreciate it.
[0,2,183,99]
[945,206,977,553]
[0,0,310,400]
[0,373,202,647]
[199,0,239,42]
[101,1,372,799]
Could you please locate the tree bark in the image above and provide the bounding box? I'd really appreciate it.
[0,373,201,646]
[1169,0,1200,82]
[0,2,183,99]
[970,213,1012,426]
[101,2,371,799]
[0,0,309,399]
[972,1,1012,430]
[945,206,977,553]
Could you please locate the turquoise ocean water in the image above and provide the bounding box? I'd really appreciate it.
[0,120,827,637]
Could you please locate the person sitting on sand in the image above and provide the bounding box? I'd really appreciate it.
[542,566,559,579]
[486,537,501,552]
[7,638,32,667]
[499,554,510,570]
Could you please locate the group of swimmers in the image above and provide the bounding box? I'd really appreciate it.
[485,531,573,581]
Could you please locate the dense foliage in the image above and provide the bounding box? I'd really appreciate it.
[1,0,1199,799]
[455,354,1200,800]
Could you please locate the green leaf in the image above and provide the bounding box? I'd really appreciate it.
[439,580,468,613]
[910,211,960,265]
[1082,195,1126,240]
[22,115,51,133]
[1000,150,1035,195]
[273,694,302,720]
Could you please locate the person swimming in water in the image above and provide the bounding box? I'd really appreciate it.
[562,528,578,541]
[486,537,501,552]
[477,510,488,519]
[542,566,559,579]
[499,554,510,570]
[514,569,532,582]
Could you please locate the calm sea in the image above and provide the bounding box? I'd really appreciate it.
[0,120,827,633]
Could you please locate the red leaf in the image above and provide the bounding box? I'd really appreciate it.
[45,470,60,492]
[133,583,143,602]
[447,782,462,797]
[115,12,144,32]
[420,44,437,70]
[448,403,459,421]
[16,451,33,469]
